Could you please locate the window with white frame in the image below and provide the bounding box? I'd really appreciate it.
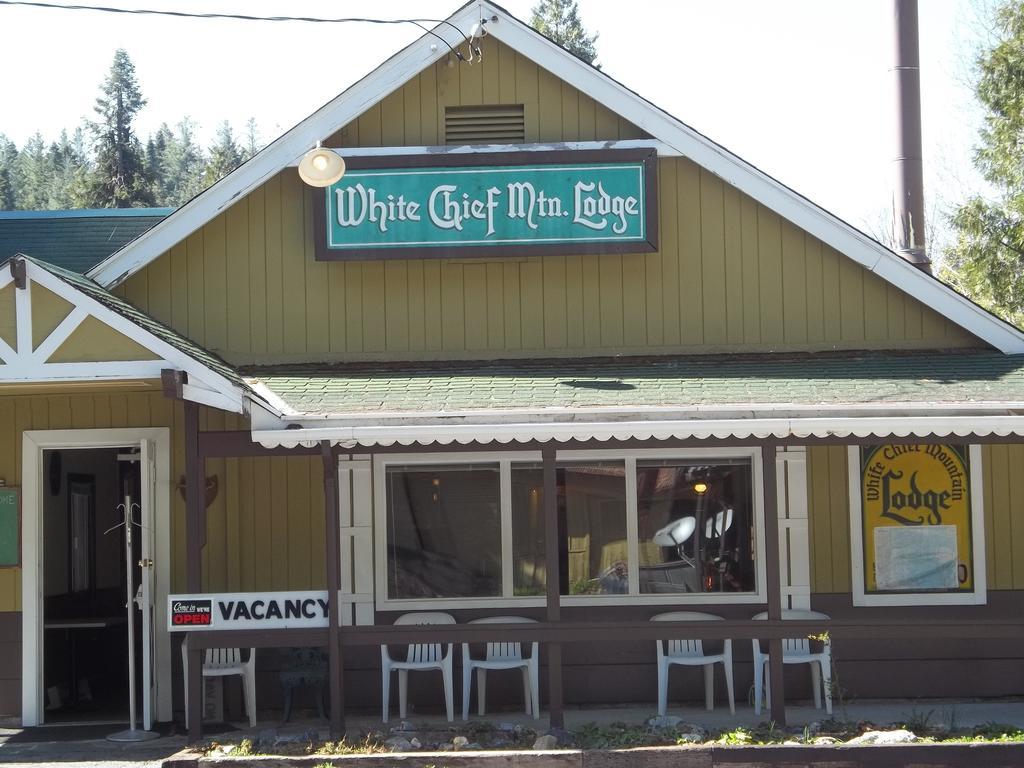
[374,449,766,607]
[848,444,986,606]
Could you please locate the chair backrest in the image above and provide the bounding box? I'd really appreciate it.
[468,616,537,661]
[751,610,830,655]
[394,612,456,663]
[205,648,243,668]
[651,611,724,658]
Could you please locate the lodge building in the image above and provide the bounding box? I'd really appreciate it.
[1,0,1023,738]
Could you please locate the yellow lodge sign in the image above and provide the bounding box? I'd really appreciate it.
[861,444,972,593]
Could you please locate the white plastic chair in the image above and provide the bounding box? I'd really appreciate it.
[652,611,735,715]
[181,646,257,727]
[381,612,455,722]
[461,616,539,720]
[751,610,832,716]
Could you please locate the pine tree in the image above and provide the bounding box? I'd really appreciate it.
[84,48,154,207]
[530,0,599,66]
[943,2,1024,325]
[0,135,17,210]
[14,133,50,210]
[47,129,90,208]
[158,118,206,206]
[242,117,261,161]
[202,121,244,186]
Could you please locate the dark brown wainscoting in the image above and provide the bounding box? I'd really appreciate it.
[0,611,21,717]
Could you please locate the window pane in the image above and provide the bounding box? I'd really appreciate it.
[385,464,500,599]
[561,463,628,595]
[510,464,546,596]
[636,459,756,594]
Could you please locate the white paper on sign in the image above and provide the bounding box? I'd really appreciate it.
[874,525,958,591]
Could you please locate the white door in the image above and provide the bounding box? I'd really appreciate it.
[137,438,157,731]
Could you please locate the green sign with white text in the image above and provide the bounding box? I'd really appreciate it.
[316,150,657,259]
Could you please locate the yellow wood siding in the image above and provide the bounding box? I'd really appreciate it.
[0,391,325,613]
[0,284,15,353]
[46,316,161,363]
[807,444,1023,594]
[30,285,73,351]
[116,38,984,364]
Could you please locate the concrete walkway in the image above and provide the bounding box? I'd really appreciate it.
[1,699,1022,765]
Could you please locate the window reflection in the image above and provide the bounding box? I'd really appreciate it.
[636,460,755,594]
[385,464,501,599]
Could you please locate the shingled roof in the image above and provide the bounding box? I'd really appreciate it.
[244,351,1024,417]
[0,208,171,274]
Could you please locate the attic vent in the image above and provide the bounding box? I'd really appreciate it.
[445,104,525,145]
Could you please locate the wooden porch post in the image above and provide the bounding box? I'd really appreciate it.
[322,441,345,737]
[762,443,786,726]
[542,445,564,729]
[184,400,204,740]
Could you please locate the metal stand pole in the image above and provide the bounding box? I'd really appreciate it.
[108,495,159,742]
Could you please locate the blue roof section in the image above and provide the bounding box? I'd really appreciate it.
[0,208,173,273]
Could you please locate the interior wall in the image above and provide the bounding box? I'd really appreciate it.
[42,448,122,598]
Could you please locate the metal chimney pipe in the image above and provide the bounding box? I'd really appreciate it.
[891,0,931,271]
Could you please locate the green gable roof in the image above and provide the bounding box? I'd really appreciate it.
[0,208,172,274]
[245,351,1024,417]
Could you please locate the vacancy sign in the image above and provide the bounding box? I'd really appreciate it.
[168,591,330,631]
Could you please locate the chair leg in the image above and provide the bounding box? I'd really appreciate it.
[820,660,833,716]
[657,659,668,716]
[521,666,532,716]
[753,659,764,716]
[398,670,408,719]
[476,668,487,716]
[723,659,736,715]
[462,663,472,721]
[530,659,540,720]
[381,667,391,723]
[443,662,454,723]
[245,670,257,727]
[703,664,714,711]
[811,662,822,709]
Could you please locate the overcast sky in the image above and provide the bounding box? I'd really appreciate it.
[1,0,993,254]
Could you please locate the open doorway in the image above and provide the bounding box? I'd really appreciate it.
[41,446,141,723]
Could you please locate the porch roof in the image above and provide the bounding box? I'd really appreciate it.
[244,350,1024,446]
[246,350,1024,417]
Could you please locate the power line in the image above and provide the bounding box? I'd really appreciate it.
[0,0,469,54]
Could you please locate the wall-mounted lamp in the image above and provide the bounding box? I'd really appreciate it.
[693,481,709,495]
[297,142,346,187]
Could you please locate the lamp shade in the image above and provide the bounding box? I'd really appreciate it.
[297,146,346,187]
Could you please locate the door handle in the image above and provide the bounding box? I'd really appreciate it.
[137,558,154,568]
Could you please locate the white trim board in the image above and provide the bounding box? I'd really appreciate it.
[21,428,173,726]
[847,444,986,607]
[83,1,1024,353]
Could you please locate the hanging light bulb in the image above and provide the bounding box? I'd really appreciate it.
[297,142,346,187]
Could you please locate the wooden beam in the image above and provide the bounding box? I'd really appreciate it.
[181,617,1024,650]
[762,443,786,726]
[322,441,344,737]
[161,368,186,400]
[186,642,203,742]
[199,430,320,458]
[542,445,563,729]
[10,256,26,289]
[184,401,205,740]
